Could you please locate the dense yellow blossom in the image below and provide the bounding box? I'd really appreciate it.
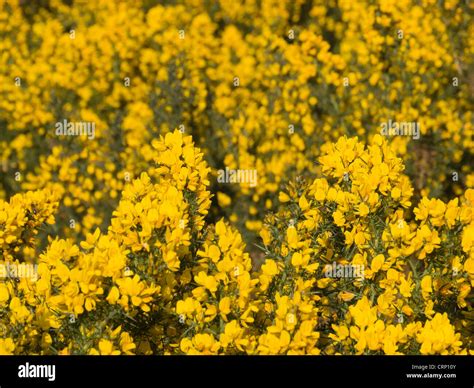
[0,0,473,355]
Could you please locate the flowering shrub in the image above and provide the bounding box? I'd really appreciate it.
[261,135,474,354]
[0,0,473,355]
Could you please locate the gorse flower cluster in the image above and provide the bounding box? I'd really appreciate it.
[1,131,473,355]
[0,0,473,355]
[264,134,474,355]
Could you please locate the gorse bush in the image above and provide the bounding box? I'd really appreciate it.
[260,135,474,354]
[0,0,473,355]
[1,131,473,355]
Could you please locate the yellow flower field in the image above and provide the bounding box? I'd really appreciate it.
[0,0,473,355]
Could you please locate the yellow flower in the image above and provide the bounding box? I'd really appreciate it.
[416,313,462,355]
[421,275,432,299]
[299,195,310,211]
[219,297,231,320]
[391,187,401,200]
[180,334,220,355]
[195,271,218,295]
[217,192,231,207]
[0,284,9,304]
[97,340,120,355]
[220,320,244,348]
[261,259,279,276]
[106,286,120,304]
[329,325,349,341]
[208,245,221,263]
[120,332,136,355]
[338,291,356,302]
[259,227,271,246]
[333,210,345,226]
[279,192,291,203]
[356,203,370,217]
[370,254,385,273]
[0,338,15,355]
[462,224,474,253]
[286,226,299,249]
[291,252,303,267]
